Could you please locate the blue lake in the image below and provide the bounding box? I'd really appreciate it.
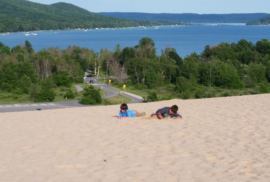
[1,25,270,57]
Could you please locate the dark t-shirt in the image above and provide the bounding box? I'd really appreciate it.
[156,107,182,118]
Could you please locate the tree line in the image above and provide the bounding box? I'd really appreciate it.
[1,37,270,103]
[0,0,175,33]
[104,38,270,99]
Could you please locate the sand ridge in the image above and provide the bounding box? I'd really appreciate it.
[0,94,270,182]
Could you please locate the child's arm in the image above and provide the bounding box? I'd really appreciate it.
[157,114,164,119]
[173,113,182,119]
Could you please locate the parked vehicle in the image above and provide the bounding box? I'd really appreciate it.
[86,75,93,77]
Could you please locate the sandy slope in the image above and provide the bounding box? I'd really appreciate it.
[0,94,270,182]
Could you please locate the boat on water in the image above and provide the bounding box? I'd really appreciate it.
[31,33,37,35]
[25,34,30,36]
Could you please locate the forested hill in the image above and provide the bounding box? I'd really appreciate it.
[98,12,268,23]
[247,15,270,25]
[0,0,174,33]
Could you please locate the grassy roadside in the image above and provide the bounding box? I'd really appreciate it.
[96,79,269,101]
[102,95,132,105]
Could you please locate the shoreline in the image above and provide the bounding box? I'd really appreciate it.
[0,23,251,35]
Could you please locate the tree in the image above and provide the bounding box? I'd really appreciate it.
[247,63,267,84]
[1,46,11,55]
[176,76,193,93]
[168,50,183,67]
[256,39,270,56]
[18,75,32,94]
[53,71,73,87]
[25,40,33,54]
[139,37,155,48]
[181,55,199,83]
[214,61,244,89]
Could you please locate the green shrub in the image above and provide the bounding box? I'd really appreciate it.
[135,83,145,90]
[64,89,75,99]
[195,89,205,98]
[81,86,102,105]
[205,92,215,98]
[250,89,259,95]
[160,96,174,100]
[102,99,112,105]
[222,91,231,97]
[147,91,158,102]
[35,88,55,102]
[182,91,191,99]
[13,88,23,95]
[259,84,269,93]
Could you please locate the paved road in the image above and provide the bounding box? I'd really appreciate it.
[86,78,142,103]
[0,86,85,113]
[0,80,142,113]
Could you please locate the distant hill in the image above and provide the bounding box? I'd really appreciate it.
[98,12,268,23]
[247,15,270,25]
[0,0,175,33]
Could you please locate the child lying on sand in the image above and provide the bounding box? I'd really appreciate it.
[151,105,182,119]
[118,103,146,119]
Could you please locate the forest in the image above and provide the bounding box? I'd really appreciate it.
[247,14,270,25]
[0,37,270,104]
[99,12,268,23]
[0,0,175,33]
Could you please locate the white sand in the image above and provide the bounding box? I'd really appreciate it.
[1,94,270,182]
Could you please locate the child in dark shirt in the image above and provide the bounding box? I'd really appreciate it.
[151,105,182,119]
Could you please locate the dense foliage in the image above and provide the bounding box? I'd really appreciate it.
[1,37,270,104]
[0,0,175,33]
[99,12,268,23]
[247,14,270,25]
[0,40,102,102]
[104,38,270,99]
[81,86,102,105]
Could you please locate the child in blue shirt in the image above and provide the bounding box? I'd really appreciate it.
[118,103,145,119]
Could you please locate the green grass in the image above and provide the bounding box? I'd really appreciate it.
[96,79,177,99]
[102,94,132,105]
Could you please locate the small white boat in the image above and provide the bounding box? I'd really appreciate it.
[31,33,37,35]
[25,34,30,36]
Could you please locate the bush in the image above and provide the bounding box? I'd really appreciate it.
[250,89,259,95]
[160,96,174,101]
[147,91,158,102]
[13,88,23,95]
[64,89,75,99]
[222,91,231,97]
[182,91,191,99]
[259,84,269,93]
[176,76,193,93]
[195,89,205,98]
[35,88,55,102]
[205,92,215,98]
[81,86,102,105]
[135,83,145,90]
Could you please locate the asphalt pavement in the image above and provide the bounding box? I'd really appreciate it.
[86,78,142,103]
[0,79,142,113]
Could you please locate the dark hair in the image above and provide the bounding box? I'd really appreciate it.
[120,103,128,110]
[170,105,178,113]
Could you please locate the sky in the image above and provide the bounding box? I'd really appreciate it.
[29,0,269,14]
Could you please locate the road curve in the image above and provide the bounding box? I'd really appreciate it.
[86,78,142,103]
[0,78,142,113]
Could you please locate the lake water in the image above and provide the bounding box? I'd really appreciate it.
[1,25,270,57]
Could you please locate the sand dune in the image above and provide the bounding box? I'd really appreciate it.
[1,94,270,182]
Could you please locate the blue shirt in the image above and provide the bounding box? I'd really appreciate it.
[119,109,136,117]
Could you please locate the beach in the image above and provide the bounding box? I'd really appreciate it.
[0,94,270,182]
